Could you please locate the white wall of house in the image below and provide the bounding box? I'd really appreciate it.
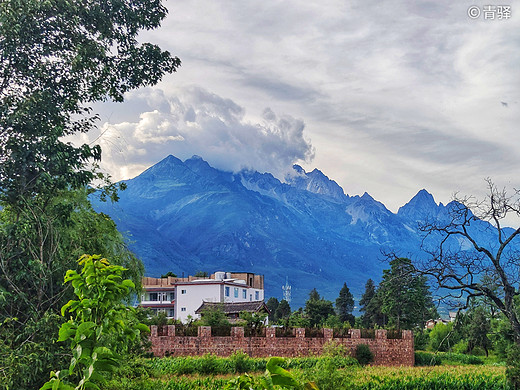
[175,282,223,322]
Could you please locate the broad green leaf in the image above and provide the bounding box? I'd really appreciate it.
[75,321,96,341]
[61,300,79,316]
[121,279,135,289]
[83,381,101,390]
[266,357,301,388]
[73,344,82,361]
[58,322,76,342]
[136,323,150,333]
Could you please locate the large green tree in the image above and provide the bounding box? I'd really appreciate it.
[455,303,492,356]
[0,189,143,389]
[336,282,355,325]
[0,0,180,206]
[0,1,179,387]
[275,299,291,321]
[378,257,437,329]
[266,297,280,323]
[359,278,385,328]
[304,288,335,327]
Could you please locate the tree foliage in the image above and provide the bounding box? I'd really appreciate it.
[266,297,280,323]
[378,257,437,329]
[0,1,178,387]
[304,288,335,328]
[429,322,456,352]
[336,282,355,325]
[0,0,180,205]
[200,305,231,328]
[161,271,177,278]
[275,300,291,322]
[359,279,384,328]
[455,303,492,356]
[40,255,149,390]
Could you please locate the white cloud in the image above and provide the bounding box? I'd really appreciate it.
[86,86,314,180]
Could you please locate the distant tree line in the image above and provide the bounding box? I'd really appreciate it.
[265,257,437,331]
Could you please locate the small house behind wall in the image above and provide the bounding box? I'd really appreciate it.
[140,271,264,322]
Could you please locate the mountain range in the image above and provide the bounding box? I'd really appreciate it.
[91,155,492,308]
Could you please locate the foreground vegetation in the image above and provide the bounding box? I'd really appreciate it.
[101,355,511,390]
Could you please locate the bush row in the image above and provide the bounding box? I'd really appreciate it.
[415,351,484,366]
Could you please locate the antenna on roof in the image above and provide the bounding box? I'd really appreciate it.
[282,276,291,304]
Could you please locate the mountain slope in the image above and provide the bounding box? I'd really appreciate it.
[92,155,495,307]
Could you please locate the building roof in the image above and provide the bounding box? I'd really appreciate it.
[195,301,269,315]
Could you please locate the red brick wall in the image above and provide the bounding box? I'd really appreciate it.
[149,326,414,366]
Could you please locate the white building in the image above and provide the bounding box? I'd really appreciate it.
[140,271,264,323]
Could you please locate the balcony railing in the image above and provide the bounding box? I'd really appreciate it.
[140,300,175,306]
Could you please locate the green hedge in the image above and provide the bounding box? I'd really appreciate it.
[415,351,484,366]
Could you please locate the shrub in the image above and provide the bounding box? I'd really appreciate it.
[414,329,430,350]
[323,340,347,357]
[229,350,251,373]
[453,340,469,354]
[440,352,483,365]
[355,344,374,366]
[197,354,222,375]
[429,322,456,352]
[415,351,442,366]
[414,351,483,366]
[506,344,520,389]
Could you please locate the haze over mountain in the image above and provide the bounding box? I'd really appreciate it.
[92,155,494,307]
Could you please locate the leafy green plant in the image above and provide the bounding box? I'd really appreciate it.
[230,350,253,373]
[322,340,347,358]
[226,357,318,390]
[40,255,149,390]
[414,351,484,366]
[414,351,442,366]
[355,344,374,366]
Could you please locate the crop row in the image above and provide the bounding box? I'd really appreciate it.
[106,364,510,390]
[146,351,359,375]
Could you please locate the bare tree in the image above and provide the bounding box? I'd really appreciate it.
[416,179,520,342]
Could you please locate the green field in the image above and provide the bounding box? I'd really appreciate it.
[103,354,512,390]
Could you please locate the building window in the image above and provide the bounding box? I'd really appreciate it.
[242,289,247,299]
[234,288,239,298]
[255,291,259,300]
[170,292,175,300]
[249,294,252,301]
[225,286,230,297]
[181,289,186,294]
[149,292,158,301]
[169,308,175,317]
[160,292,167,301]
[181,307,186,312]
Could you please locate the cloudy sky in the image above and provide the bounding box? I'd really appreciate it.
[82,0,519,214]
